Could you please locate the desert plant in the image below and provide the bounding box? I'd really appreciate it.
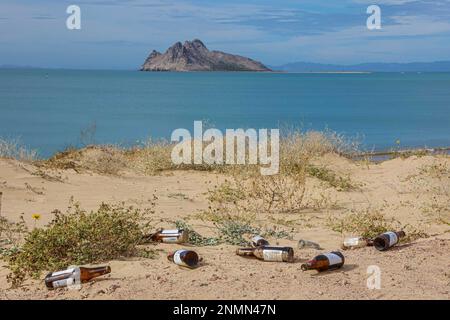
[79,122,97,147]
[0,215,28,257]
[215,220,292,246]
[174,220,220,246]
[307,165,357,191]
[126,139,174,174]
[328,210,427,242]
[4,200,155,287]
[0,137,38,161]
[41,146,127,175]
[173,219,292,247]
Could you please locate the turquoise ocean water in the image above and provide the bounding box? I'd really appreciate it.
[0,69,449,158]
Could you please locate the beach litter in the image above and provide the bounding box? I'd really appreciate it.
[168,249,200,268]
[251,235,269,247]
[373,231,405,251]
[301,251,345,272]
[236,246,294,262]
[298,239,321,250]
[341,237,372,250]
[142,228,188,244]
[45,265,111,289]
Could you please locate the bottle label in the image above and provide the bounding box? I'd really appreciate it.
[252,235,264,243]
[262,249,284,261]
[173,250,188,266]
[384,232,398,246]
[252,235,266,246]
[51,269,81,289]
[324,253,342,266]
[52,277,73,289]
[162,237,180,243]
[50,268,75,277]
[161,229,180,234]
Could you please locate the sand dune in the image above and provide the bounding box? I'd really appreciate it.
[0,153,449,299]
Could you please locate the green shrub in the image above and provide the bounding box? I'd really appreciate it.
[4,201,154,287]
[174,220,292,247]
[328,210,427,242]
[307,165,356,191]
[215,220,292,246]
[0,215,28,257]
[174,220,220,246]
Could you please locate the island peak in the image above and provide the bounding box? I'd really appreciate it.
[141,39,271,72]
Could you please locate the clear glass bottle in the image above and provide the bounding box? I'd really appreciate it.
[342,237,372,250]
[298,239,321,250]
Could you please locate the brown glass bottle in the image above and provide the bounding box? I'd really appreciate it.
[143,229,188,244]
[167,249,199,268]
[301,251,345,272]
[236,246,294,262]
[373,231,405,251]
[45,266,111,289]
[251,235,269,247]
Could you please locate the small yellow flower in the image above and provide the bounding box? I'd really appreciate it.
[32,213,41,220]
[395,139,401,145]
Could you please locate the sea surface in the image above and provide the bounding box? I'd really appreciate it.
[0,69,449,158]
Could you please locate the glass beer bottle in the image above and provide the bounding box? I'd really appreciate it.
[45,266,111,289]
[373,231,405,251]
[236,246,294,262]
[301,251,345,272]
[167,249,199,268]
[144,229,188,244]
[341,237,372,250]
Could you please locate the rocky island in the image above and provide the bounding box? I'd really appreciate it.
[141,39,271,72]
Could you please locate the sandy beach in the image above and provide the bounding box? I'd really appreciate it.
[0,148,448,300]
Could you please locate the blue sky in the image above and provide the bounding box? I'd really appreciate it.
[1,0,450,69]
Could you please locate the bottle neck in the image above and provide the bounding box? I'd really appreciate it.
[301,260,315,271]
[236,248,256,256]
[396,231,406,238]
[142,229,163,242]
[167,252,175,261]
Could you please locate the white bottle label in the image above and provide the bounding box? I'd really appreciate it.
[52,278,72,288]
[51,268,75,277]
[252,235,266,246]
[324,253,342,265]
[173,250,188,266]
[262,249,284,262]
[161,229,180,234]
[384,232,398,246]
[252,235,264,242]
[51,269,81,289]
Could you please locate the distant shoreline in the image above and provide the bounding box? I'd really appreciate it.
[350,146,450,162]
[4,67,450,74]
[3,67,450,74]
[30,144,450,161]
